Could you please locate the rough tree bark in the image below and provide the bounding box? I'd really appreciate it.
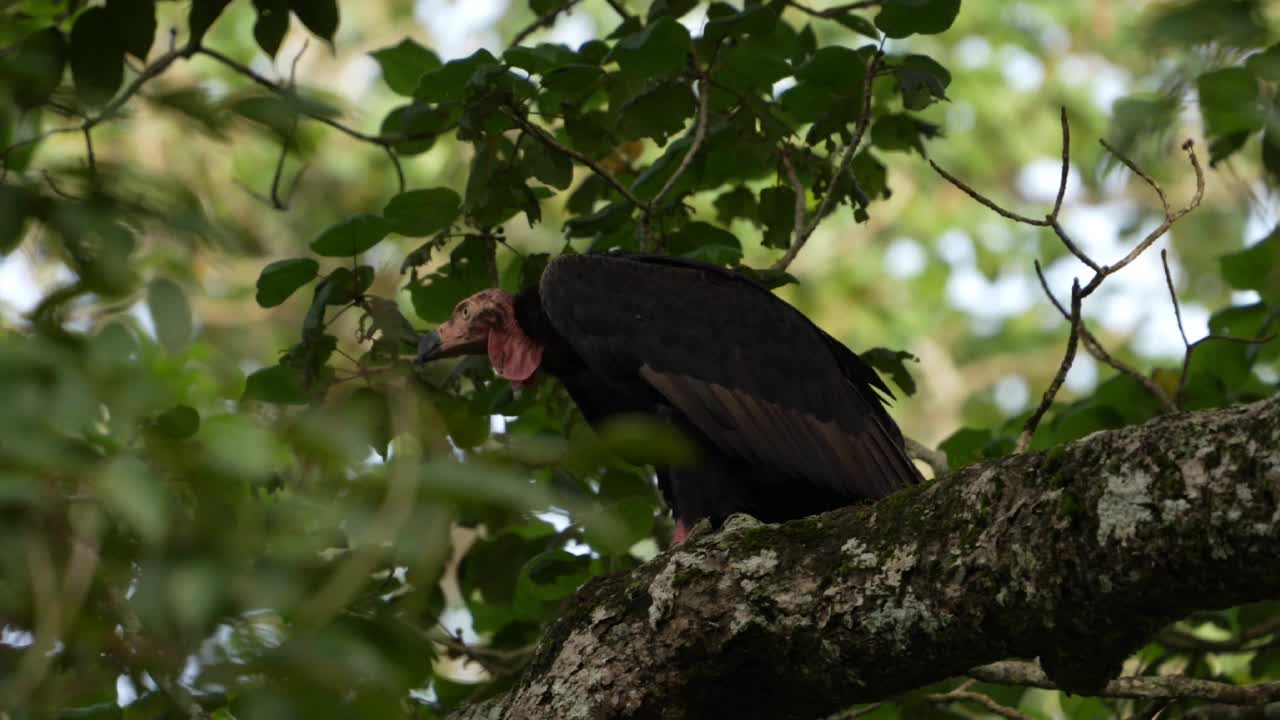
[450,396,1280,720]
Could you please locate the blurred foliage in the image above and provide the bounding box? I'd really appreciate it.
[0,0,1278,719]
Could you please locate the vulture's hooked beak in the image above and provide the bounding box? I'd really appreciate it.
[415,331,443,364]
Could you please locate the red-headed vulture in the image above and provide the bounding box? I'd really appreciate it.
[416,252,922,542]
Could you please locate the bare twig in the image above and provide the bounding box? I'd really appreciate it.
[779,146,808,251]
[971,660,1280,706]
[904,436,948,478]
[1051,106,1070,217]
[1080,139,1205,299]
[929,160,1050,226]
[504,107,646,210]
[824,702,885,719]
[511,0,584,47]
[1159,616,1280,654]
[82,127,96,174]
[1017,271,1081,452]
[385,146,406,194]
[1035,262,1177,413]
[1162,249,1192,351]
[926,689,1034,720]
[651,70,712,211]
[773,43,883,271]
[784,0,883,17]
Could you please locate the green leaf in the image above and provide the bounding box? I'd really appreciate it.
[289,0,339,44]
[615,81,696,143]
[231,95,298,138]
[667,222,742,265]
[107,0,156,61]
[98,455,170,543]
[383,188,462,237]
[188,0,231,47]
[242,364,309,404]
[409,237,492,323]
[897,54,951,110]
[380,102,456,155]
[875,0,961,38]
[1197,67,1260,138]
[759,185,797,250]
[524,140,574,190]
[255,257,319,307]
[939,427,998,469]
[370,38,442,96]
[414,49,500,103]
[1247,43,1280,82]
[150,405,200,438]
[609,17,691,81]
[859,347,919,396]
[310,214,392,257]
[516,550,591,608]
[732,265,797,289]
[147,277,193,354]
[1220,229,1280,302]
[251,0,290,58]
[503,43,578,75]
[871,113,934,155]
[11,27,66,110]
[69,7,125,107]
[1143,0,1268,49]
[1264,123,1280,183]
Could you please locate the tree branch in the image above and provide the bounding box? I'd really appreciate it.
[449,396,1280,719]
[970,660,1280,705]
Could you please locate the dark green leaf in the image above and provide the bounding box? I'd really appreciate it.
[1220,229,1280,302]
[147,277,193,354]
[714,186,758,225]
[871,113,932,155]
[150,405,200,438]
[859,347,919,396]
[1248,43,1280,82]
[243,364,309,404]
[759,185,797,250]
[414,49,500,103]
[69,7,125,107]
[897,54,950,110]
[255,257,319,308]
[107,0,156,61]
[1210,130,1251,166]
[667,222,742,265]
[310,214,392,257]
[11,27,66,109]
[370,38,442,96]
[1143,0,1268,49]
[608,17,691,81]
[615,81,696,143]
[939,427,997,469]
[503,43,578,75]
[289,0,339,44]
[383,188,462,237]
[188,0,231,47]
[875,0,961,38]
[732,265,797,289]
[251,0,290,58]
[231,95,298,138]
[410,237,493,323]
[1197,67,1260,138]
[523,140,574,190]
[380,102,457,155]
[1264,123,1280,183]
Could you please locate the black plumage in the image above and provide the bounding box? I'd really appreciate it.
[508,252,922,532]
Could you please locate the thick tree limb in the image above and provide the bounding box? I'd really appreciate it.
[449,396,1280,720]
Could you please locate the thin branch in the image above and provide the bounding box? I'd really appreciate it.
[1035,262,1177,413]
[1081,139,1205,298]
[1051,106,1070,217]
[504,107,646,210]
[774,43,882,271]
[784,0,883,17]
[511,0,584,47]
[926,689,1034,720]
[1017,271,1081,452]
[1159,616,1280,654]
[2,43,193,168]
[904,436,948,478]
[269,119,296,210]
[82,127,96,174]
[1162,249,1191,350]
[1101,137,1170,216]
[651,70,712,211]
[779,146,808,254]
[928,160,1050,226]
[971,660,1280,706]
[385,145,406,195]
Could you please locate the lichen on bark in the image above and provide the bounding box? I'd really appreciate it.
[451,397,1280,720]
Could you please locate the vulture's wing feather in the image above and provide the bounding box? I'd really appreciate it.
[538,252,921,500]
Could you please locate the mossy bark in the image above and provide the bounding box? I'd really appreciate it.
[450,397,1280,720]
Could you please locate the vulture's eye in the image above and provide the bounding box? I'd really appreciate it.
[461,305,471,320]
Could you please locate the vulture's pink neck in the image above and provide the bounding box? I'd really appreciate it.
[487,299,543,390]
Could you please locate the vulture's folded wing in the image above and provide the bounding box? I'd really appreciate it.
[538,252,921,501]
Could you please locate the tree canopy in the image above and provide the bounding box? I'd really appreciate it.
[0,0,1278,718]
